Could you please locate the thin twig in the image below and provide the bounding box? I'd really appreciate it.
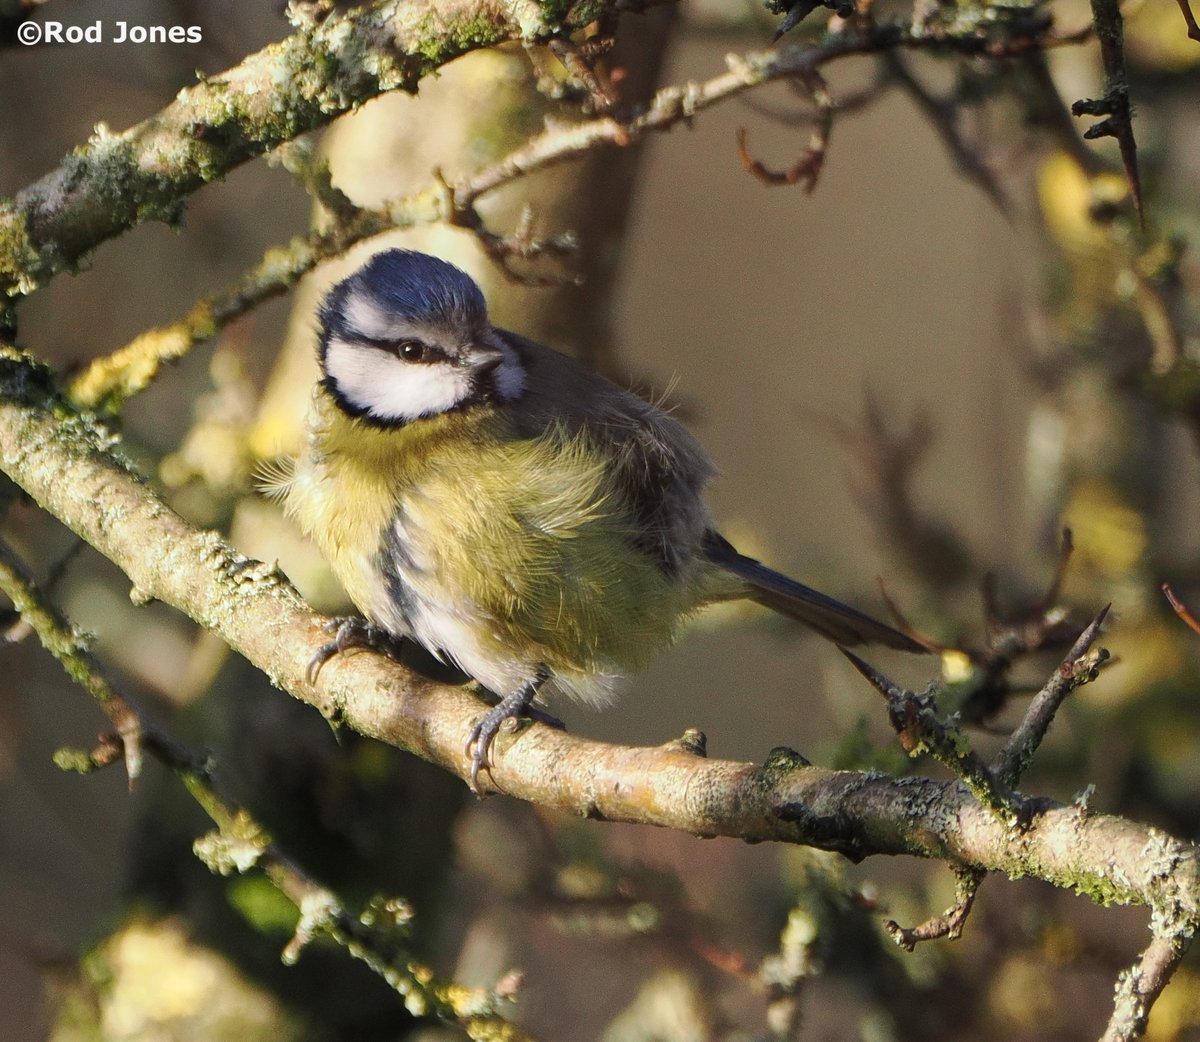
[1,536,85,643]
[884,865,985,950]
[736,68,833,192]
[23,578,534,1038]
[941,528,1078,726]
[548,36,619,113]
[440,170,583,288]
[883,53,1011,215]
[0,535,143,785]
[1032,527,1075,617]
[64,725,537,1038]
[1163,582,1200,637]
[1072,0,1144,225]
[1176,0,1200,44]
[993,606,1110,787]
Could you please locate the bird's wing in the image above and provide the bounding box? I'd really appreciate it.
[497,330,717,575]
[700,532,927,652]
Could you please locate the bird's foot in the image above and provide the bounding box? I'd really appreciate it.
[306,617,406,684]
[465,669,555,793]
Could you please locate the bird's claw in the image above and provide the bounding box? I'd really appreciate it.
[306,617,404,684]
[465,704,520,794]
[464,672,560,794]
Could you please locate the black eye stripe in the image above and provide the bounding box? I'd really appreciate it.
[357,336,447,364]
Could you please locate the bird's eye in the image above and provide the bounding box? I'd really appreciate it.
[398,341,426,362]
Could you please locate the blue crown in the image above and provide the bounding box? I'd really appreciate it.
[322,249,487,337]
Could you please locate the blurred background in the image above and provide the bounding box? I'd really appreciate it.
[2,0,1200,1039]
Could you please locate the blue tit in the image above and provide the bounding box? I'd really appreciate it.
[282,249,924,788]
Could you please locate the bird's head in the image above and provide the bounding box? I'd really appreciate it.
[317,250,526,425]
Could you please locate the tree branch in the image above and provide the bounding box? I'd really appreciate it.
[0,0,671,301]
[840,648,1025,825]
[1,351,1200,935]
[1101,927,1195,1042]
[1178,0,1200,42]
[39,9,1098,410]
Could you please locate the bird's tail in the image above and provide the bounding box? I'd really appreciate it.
[700,532,926,653]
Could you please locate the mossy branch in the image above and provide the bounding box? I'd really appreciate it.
[1,351,1199,941]
[0,0,667,301]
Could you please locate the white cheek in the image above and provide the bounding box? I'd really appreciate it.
[326,338,470,422]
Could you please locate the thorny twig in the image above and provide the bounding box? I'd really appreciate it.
[843,591,1108,816]
[949,529,1080,724]
[880,527,1080,727]
[1029,527,1075,620]
[850,603,1108,958]
[548,35,619,113]
[1163,581,1200,637]
[768,0,834,42]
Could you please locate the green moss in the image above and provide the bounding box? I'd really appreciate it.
[409,9,508,73]
[1066,873,1135,907]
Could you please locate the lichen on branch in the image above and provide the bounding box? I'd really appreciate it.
[0,0,661,300]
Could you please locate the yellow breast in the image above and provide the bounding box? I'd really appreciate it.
[285,391,701,688]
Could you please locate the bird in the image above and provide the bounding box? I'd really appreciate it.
[279,248,925,790]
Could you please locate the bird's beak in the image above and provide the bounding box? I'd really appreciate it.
[468,347,506,376]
